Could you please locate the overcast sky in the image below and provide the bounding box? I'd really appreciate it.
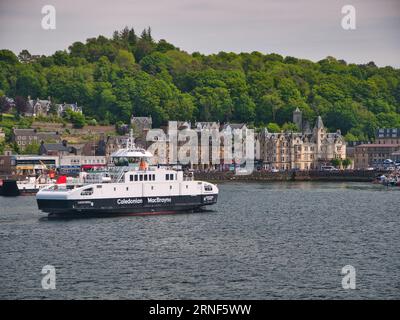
[0,0,399,67]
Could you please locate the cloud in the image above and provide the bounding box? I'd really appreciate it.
[0,0,399,67]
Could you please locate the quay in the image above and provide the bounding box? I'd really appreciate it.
[194,170,384,183]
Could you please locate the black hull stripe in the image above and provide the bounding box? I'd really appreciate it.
[37,194,218,215]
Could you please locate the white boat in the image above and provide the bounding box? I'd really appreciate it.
[36,131,219,217]
[17,175,56,195]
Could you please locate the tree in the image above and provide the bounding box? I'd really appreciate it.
[23,141,40,155]
[115,49,136,71]
[15,96,27,115]
[342,158,352,168]
[282,122,299,132]
[65,109,86,128]
[331,158,342,168]
[267,123,281,133]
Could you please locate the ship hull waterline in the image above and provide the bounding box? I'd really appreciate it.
[37,194,218,217]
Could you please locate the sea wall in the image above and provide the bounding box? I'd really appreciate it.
[195,170,381,182]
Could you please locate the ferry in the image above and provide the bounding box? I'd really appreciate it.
[36,131,219,216]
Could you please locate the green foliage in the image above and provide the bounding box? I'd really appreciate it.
[331,158,342,167]
[267,122,281,133]
[22,141,40,155]
[0,27,399,141]
[342,158,352,168]
[281,122,299,132]
[64,109,86,128]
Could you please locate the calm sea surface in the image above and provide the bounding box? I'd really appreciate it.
[0,182,399,299]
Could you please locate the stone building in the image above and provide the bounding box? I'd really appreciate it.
[375,128,400,145]
[258,109,346,170]
[12,128,61,152]
[354,144,400,169]
[25,97,52,117]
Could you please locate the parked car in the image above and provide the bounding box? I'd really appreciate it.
[321,166,339,171]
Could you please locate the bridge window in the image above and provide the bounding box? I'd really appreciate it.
[81,188,93,196]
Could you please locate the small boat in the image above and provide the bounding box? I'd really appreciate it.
[17,174,56,195]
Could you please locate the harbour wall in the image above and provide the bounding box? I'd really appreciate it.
[195,170,382,183]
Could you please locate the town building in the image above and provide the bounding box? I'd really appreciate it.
[354,144,400,169]
[59,155,107,174]
[25,97,52,117]
[56,102,82,117]
[12,128,61,151]
[38,140,78,156]
[375,128,400,145]
[258,110,346,170]
[0,154,16,176]
[13,155,59,176]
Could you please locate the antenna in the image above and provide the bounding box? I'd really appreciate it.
[127,129,136,150]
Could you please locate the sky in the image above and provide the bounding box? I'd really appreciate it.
[0,0,399,67]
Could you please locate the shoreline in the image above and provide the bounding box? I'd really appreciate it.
[194,170,383,183]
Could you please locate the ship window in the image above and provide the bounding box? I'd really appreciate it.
[144,175,148,181]
[114,187,116,191]
[81,188,93,196]
[149,174,152,181]
[140,175,143,181]
[152,174,155,180]
[126,187,129,191]
[169,174,174,180]
[130,175,133,182]
[170,185,172,189]
[166,174,169,180]
[151,186,154,190]
[186,185,188,189]
[134,175,138,181]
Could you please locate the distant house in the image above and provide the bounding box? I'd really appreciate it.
[56,102,82,117]
[375,128,400,145]
[195,121,219,131]
[25,96,52,117]
[39,140,77,156]
[220,123,247,133]
[131,116,152,135]
[12,128,61,151]
[0,97,15,113]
